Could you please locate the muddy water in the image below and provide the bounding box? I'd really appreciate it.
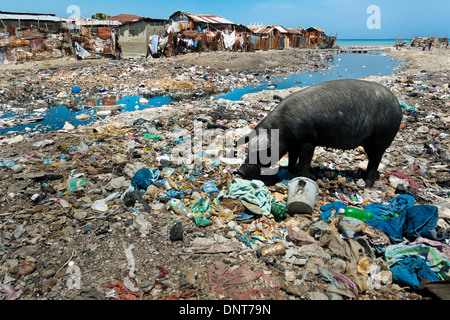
[0,52,402,134]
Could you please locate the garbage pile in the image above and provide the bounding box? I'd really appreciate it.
[0,62,449,301]
[0,52,329,133]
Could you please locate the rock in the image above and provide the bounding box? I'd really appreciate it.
[62,122,75,131]
[41,269,57,278]
[74,211,87,220]
[417,125,430,134]
[11,164,24,173]
[106,176,128,190]
[9,260,37,278]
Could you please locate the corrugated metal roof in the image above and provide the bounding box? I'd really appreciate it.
[185,13,235,25]
[250,25,289,34]
[0,13,62,22]
[272,25,289,33]
[249,26,273,34]
[287,28,303,34]
[306,27,325,34]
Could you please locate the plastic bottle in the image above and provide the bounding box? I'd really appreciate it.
[261,242,286,256]
[340,207,374,221]
[169,199,193,220]
[271,201,288,221]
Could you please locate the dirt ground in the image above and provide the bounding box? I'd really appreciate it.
[0,46,449,303]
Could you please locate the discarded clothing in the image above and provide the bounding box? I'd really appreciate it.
[223,31,236,50]
[390,256,440,288]
[366,205,439,243]
[319,201,347,222]
[223,178,274,216]
[385,239,450,280]
[364,194,415,220]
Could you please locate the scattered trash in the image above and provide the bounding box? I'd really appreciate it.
[71,86,82,94]
[0,48,448,301]
[260,242,286,256]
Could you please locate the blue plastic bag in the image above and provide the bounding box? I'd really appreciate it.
[71,86,82,94]
[131,168,160,190]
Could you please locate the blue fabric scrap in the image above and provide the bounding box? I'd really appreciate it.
[319,201,347,222]
[390,256,440,288]
[366,205,439,243]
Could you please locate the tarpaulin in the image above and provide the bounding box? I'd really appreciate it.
[150,35,159,53]
[74,42,90,59]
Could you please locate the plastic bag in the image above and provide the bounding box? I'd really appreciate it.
[131,168,160,190]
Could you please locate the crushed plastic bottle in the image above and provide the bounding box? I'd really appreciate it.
[169,199,193,220]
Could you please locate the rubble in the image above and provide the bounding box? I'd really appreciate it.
[0,47,449,301]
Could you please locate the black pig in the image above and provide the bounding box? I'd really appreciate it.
[237,79,403,187]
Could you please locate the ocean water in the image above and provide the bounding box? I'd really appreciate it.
[335,39,411,47]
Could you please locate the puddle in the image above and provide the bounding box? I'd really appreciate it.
[0,52,402,134]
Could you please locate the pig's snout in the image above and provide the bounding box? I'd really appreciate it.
[236,163,261,180]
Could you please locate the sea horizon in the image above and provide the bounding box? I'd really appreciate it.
[335,38,413,47]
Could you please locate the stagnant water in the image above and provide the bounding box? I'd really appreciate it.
[0,51,402,135]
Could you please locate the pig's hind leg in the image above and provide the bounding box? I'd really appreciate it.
[362,143,387,187]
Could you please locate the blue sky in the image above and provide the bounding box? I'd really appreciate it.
[1,0,448,39]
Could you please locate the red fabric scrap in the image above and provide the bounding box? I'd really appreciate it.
[156,265,168,278]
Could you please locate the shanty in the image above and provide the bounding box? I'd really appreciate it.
[0,9,338,64]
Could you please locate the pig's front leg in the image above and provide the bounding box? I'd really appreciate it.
[290,143,315,178]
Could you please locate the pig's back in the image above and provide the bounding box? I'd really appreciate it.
[262,79,402,149]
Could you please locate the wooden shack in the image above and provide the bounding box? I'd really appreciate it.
[303,27,325,48]
[164,11,252,55]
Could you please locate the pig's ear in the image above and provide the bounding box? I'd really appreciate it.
[248,130,271,152]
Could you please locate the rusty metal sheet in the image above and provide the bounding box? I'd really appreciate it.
[6,26,16,36]
[80,26,91,38]
[10,37,29,48]
[97,27,111,40]
[30,38,44,52]
[20,28,46,39]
